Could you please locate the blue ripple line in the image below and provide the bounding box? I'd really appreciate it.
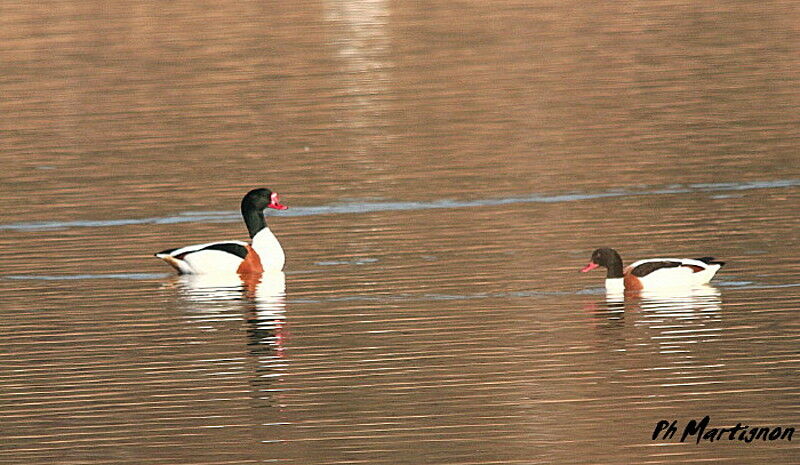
[1,179,797,232]
[4,273,171,281]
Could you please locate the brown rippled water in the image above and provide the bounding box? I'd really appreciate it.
[1,1,799,464]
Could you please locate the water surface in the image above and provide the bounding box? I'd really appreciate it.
[1,1,799,464]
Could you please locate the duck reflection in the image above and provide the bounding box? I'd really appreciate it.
[243,272,289,406]
[592,285,722,354]
[176,272,250,304]
[173,271,288,407]
[593,285,723,357]
[598,290,627,316]
[174,270,285,316]
[629,285,723,354]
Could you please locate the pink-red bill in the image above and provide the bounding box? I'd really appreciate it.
[580,262,599,273]
[268,192,288,210]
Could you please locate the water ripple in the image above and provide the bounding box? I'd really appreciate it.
[1,179,797,231]
[3,273,171,281]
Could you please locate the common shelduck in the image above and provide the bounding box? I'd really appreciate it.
[581,247,725,292]
[155,188,287,274]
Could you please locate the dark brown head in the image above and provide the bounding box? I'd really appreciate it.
[241,188,288,238]
[242,188,287,212]
[581,248,624,278]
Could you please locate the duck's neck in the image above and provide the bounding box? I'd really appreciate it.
[241,202,267,238]
[605,251,624,279]
[252,225,285,271]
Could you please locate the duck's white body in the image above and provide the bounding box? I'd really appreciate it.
[605,278,625,293]
[155,188,287,275]
[624,258,723,289]
[157,240,248,274]
[156,228,284,275]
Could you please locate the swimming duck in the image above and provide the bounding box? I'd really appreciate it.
[581,247,724,292]
[155,188,287,274]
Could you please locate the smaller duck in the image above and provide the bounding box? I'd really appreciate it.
[581,247,724,292]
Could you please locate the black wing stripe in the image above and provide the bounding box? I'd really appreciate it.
[175,243,248,260]
[630,261,682,277]
[694,256,726,266]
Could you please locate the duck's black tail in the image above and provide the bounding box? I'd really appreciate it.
[155,247,178,257]
[695,256,726,267]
